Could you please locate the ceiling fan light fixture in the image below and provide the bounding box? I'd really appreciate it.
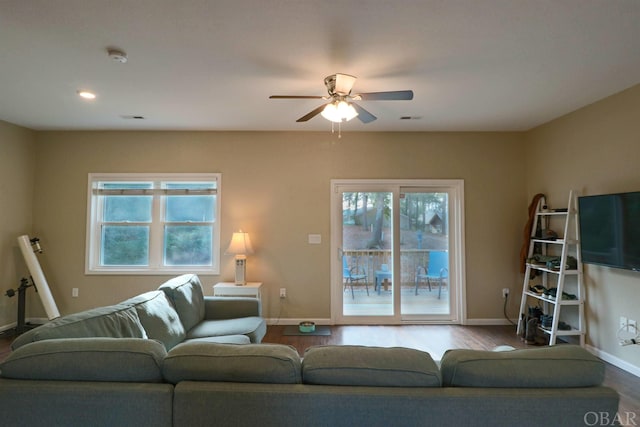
[332,73,357,96]
[321,100,358,123]
[338,100,358,121]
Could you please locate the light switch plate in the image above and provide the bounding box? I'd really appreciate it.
[308,234,321,244]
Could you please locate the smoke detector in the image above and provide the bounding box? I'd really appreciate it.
[107,48,127,63]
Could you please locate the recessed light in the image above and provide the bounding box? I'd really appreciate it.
[77,90,96,100]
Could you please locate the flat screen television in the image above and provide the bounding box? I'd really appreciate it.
[578,191,640,271]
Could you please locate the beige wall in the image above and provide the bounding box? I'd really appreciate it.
[30,131,526,322]
[526,83,640,369]
[0,120,36,329]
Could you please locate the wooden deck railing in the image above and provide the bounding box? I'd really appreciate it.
[343,249,440,285]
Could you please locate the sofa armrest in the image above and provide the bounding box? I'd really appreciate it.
[203,297,262,319]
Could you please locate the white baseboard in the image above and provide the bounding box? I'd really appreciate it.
[586,344,640,378]
[464,318,517,326]
[0,318,46,333]
[0,322,17,332]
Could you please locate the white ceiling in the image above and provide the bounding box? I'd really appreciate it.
[1,0,639,132]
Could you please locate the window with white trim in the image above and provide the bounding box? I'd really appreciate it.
[86,173,221,274]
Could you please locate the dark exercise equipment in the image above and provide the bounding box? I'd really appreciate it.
[2,277,37,336]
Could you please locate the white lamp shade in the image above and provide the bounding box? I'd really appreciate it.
[225,231,254,255]
[225,231,253,286]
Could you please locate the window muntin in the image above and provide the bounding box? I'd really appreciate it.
[87,173,220,274]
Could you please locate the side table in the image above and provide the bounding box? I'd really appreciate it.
[213,282,263,302]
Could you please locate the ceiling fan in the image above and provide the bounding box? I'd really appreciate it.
[269,73,413,124]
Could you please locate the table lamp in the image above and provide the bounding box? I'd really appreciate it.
[225,230,254,286]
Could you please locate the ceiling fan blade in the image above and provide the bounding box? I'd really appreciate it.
[352,103,377,123]
[269,95,325,99]
[355,90,414,101]
[296,103,330,122]
[334,73,357,95]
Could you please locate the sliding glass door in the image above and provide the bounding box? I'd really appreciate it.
[331,180,465,324]
[341,190,394,317]
[399,190,450,317]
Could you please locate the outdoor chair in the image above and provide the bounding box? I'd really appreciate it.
[343,256,368,299]
[415,251,449,298]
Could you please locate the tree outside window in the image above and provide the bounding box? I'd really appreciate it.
[86,173,220,275]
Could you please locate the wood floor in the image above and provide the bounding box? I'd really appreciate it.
[2,325,639,421]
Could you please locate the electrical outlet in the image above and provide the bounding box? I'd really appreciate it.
[72,288,79,298]
[620,316,628,332]
[502,288,509,298]
[279,288,286,299]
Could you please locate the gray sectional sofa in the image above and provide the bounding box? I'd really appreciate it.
[0,274,619,426]
[10,274,266,351]
[0,342,619,426]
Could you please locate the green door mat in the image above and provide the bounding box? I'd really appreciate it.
[282,325,332,336]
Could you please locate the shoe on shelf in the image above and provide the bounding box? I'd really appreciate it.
[543,287,558,300]
[558,321,572,331]
[529,285,546,295]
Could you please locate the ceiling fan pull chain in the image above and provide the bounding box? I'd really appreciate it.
[329,121,342,138]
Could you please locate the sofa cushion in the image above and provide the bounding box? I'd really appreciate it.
[162,342,301,384]
[10,304,147,350]
[185,335,251,345]
[125,291,186,350]
[0,338,166,382]
[158,274,205,331]
[302,345,441,387]
[186,317,266,343]
[440,345,605,387]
